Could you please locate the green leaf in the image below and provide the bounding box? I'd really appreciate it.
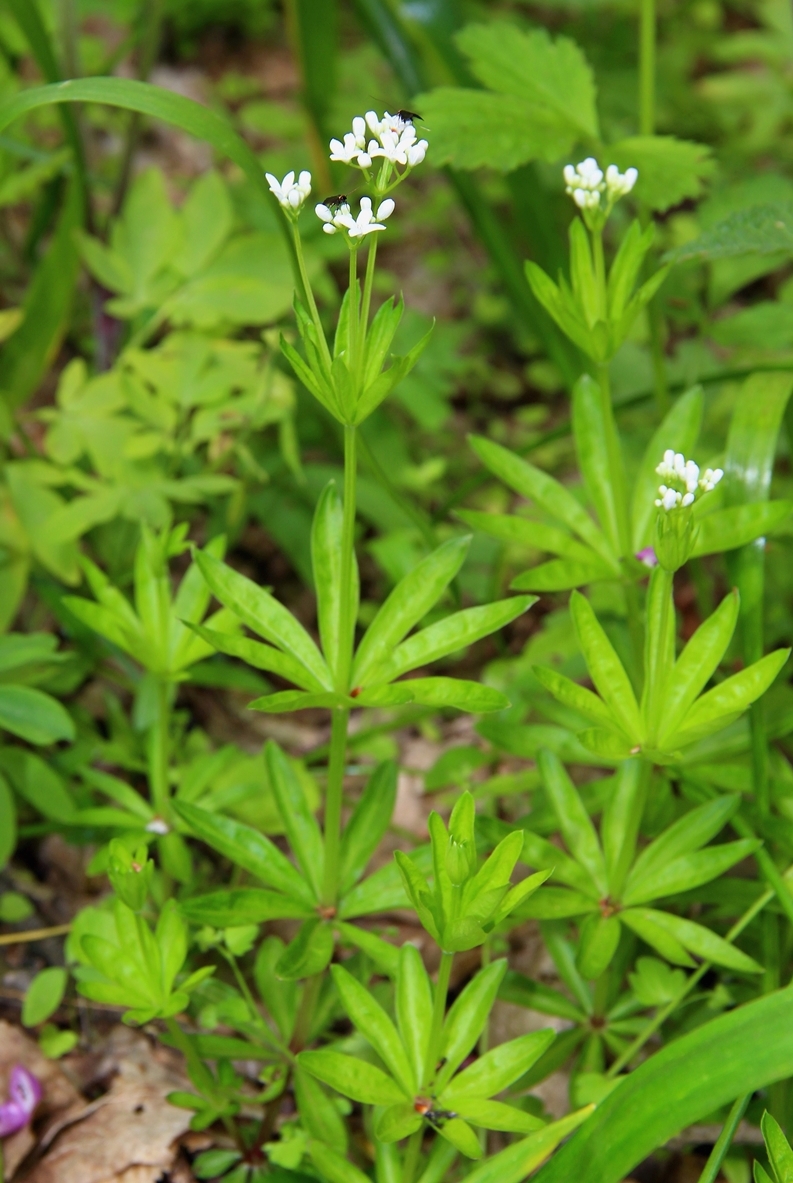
[446,1097,543,1134]
[265,741,324,899]
[194,549,331,690]
[396,943,433,1086]
[455,509,594,562]
[601,760,647,899]
[626,796,740,891]
[186,622,323,691]
[657,590,739,744]
[672,649,790,748]
[180,888,311,926]
[372,596,534,684]
[174,801,316,906]
[374,1102,423,1143]
[465,1108,594,1183]
[308,1141,370,1183]
[339,860,411,919]
[352,536,470,686]
[623,907,762,973]
[0,684,74,745]
[442,1030,554,1102]
[538,749,607,895]
[0,774,15,869]
[336,921,400,977]
[295,1067,347,1154]
[254,937,298,1041]
[572,375,622,556]
[577,913,621,979]
[22,966,67,1027]
[631,386,704,551]
[570,591,641,741]
[609,137,714,213]
[299,1050,405,1105]
[671,202,793,264]
[311,481,356,684]
[276,919,334,980]
[516,887,597,919]
[391,677,510,713]
[498,971,585,1023]
[725,372,793,506]
[511,558,617,592]
[520,831,597,895]
[532,991,793,1183]
[457,21,599,140]
[691,502,793,557]
[339,761,397,893]
[436,1116,482,1160]
[330,965,415,1094]
[761,1111,793,1183]
[532,668,612,729]
[436,961,508,1091]
[621,839,760,905]
[469,436,615,567]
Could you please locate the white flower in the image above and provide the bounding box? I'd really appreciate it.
[606,163,638,200]
[330,133,365,164]
[145,816,170,835]
[654,450,723,512]
[316,196,394,239]
[265,169,312,211]
[362,111,428,169]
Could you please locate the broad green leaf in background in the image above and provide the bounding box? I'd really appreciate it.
[609,137,715,213]
[671,202,793,263]
[22,967,67,1028]
[0,684,74,745]
[533,986,793,1183]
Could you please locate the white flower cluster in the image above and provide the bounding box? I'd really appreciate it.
[265,169,312,212]
[654,449,723,512]
[315,196,395,238]
[563,158,638,212]
[329,111,428,170]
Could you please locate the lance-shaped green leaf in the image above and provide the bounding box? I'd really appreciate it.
[601,760,647,899]
[469,435,616,566]
[569,220,599,329]
[338,761,397,893]
[607,220,655,323]
[619,909,695,966]
[442,1030,555,1103]
[375,1103,423,1143]
[671,649,790,748]
[657,590,739,744]
[330,965,415,1094]
[308,1141,369,1183]
[466,1107,594,1183]
[276,919,334,980]
[572,375,622,556]
[352,536,470,687]
[311,481,359,682]
[623,907,762,972]
[265,741,324,900]
[340,860,411,919]
[449,1097,544,1134]
[371,597,535,686]
[185,622,323,690]
[194,549,331,690]
[436,961,508,1091]
[295,1067,347,1153]
[248,690,352,712]
[577,913,622,979]
[760,1111,793,1183]
[174,801,316,906]
[533,665,614,730]
[521,831,598,896]
[396,943,433,1086]
[337,921,399,977]
[392,677,509,713]
[570,591,641,741]
[456,510,594,562]
[691,502,793,558]
[538,749,607,895]
[499,971,586,1023]
[436,1117,483,1159]
[361,295,404,389]
[0,685,75,745]
[180,888,312,926]
[525,262,593,355]
[354,324,434,423]
[281,335,340,421]
[298,1049,406,1105]
[631,385,704,551]
[621,839,760,906]
[511,558,618,592]
[625,796,740,892]
[254,937,297,1041]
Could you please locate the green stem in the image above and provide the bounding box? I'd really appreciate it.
[732,816,793,928]
[149,677,171,818]
[349,247,360,371]
[696,1093,749,1183]
[639,0,656,135]
[644,566,674,742]
[596,364,631,556]
[402,1128,424,1183]
[423,951,454,1089]
[360,236,378,336]
[321,707,350,907]
[291,972,323,1052]
[592,229,607,322]
[607,884,775,1076]
[292,223,333,372]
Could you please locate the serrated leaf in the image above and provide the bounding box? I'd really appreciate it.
[670,202,793,263]
[609,136,714,213]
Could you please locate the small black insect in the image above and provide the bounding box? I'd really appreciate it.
[396,109,422,124]
[414,1099,457,1124]
[322,194,348,209]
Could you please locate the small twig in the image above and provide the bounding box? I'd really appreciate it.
[0,923,71,946]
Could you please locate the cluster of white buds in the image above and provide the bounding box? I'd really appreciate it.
[563,158,638,214]
[329,111,428,172]
[315,196,395,239]
[654,449,723,512]
[265,169,312,213]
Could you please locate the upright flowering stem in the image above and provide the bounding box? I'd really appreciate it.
[322,424,358,907]
[148,678,171,819]
[290,223,333,374]
[643,565,674,747]
[360,237,378,340]
[639,0,656,136]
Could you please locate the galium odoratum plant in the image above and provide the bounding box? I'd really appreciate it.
[533,451,790,763]
[296,791,591,1183]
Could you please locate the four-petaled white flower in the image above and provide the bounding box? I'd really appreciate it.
[315,196,395,239]
[654,449,723,512]
[265,169,312,211]
[328,111,428,173]
[563,157,638,214]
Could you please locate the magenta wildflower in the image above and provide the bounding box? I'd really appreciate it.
[0,1065,42,1136]
[636,546,658,568]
